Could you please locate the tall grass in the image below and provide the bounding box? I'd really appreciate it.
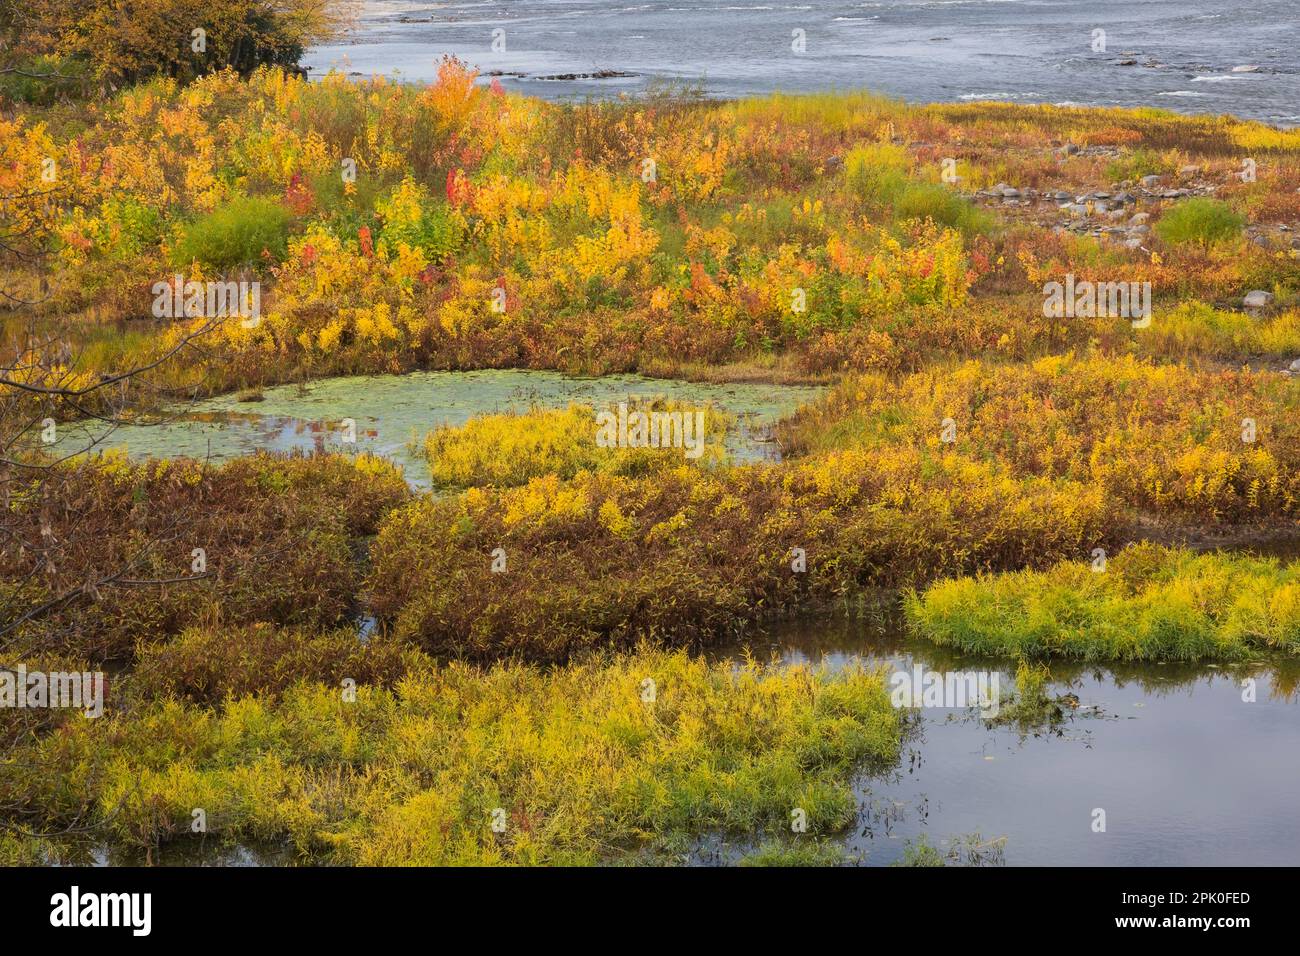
[9,649,901,863]
[904,543,1300,661]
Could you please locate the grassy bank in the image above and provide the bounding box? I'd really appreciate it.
[5,65,1300,416]
[904,543,1300,661]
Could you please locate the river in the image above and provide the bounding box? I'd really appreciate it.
[307,0,1300,126]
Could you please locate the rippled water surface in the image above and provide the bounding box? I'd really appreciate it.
[308,0,1300,125]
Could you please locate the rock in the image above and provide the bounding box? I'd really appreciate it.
[1093,191,1111,199]
[1117,59,1137,66]
[1140,174,1162,188]
[1290,358,1300,373]
[1232,65,1262,73]
[1112,191,1134,204]
[1107,208,1128,221]
[1129,212,1150,225]
[1000,186,1021,198]
[1124,238,1144,250]
[1179,165,1201,177]
[1130,224,1150,234]
[1243,290,1275,310]
[1092,200,1110,213]
[1063,203,1090,217]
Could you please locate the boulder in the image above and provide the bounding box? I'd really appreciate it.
[1243,290,1274,310]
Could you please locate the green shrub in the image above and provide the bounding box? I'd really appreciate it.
[8,650,902,863]
[893,836,945,867]
[845,141,910,204]
[1104,149,1169,183]
[1154,198,1245,250]
[892,182,991,236]
[374,178,459,260]
[6,0,347,86]
[171,196,292,270]
[94,198,163,261]
[0,55,92,105]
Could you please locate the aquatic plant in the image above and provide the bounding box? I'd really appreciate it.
[419,401,730,489]
[904,543,1300,661]
[4,649,902,864]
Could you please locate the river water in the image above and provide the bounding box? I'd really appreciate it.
[307,0,1300,126]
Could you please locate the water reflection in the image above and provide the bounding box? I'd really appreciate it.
[705,610,1300,866]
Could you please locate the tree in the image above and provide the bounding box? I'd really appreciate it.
[1,0,355,88]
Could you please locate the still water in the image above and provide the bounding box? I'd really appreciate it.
[54,369,825,488]
[703,613,1300,866]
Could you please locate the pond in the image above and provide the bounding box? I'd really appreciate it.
[53,369,826,487]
